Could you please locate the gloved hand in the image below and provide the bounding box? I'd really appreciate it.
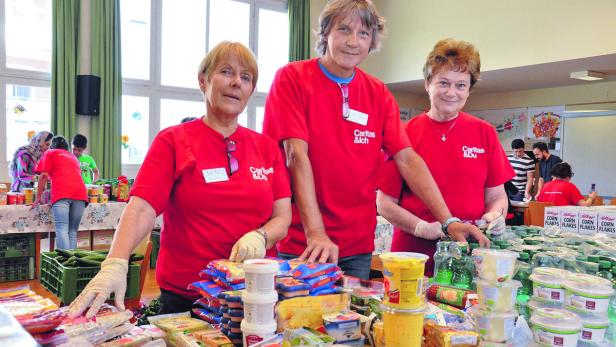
[413,220,446,240]
[485,215,506,235]
[68,258,128,318]
[230,231,266,262]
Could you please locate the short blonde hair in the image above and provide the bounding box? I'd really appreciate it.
[315,0,385,56]
[423,38,481,89]
[197,41,258,90]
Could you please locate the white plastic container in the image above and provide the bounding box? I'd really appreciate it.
[563,273,614,314]
[472,249,519,283]
[475,279,521,312]
[478,341,514,347]
[241,320,276,346]
[530,308,582,347]
[579,314,610,343]
[322,310,362,343]
[472,308,518,343]
[243,258,279,294]
[527,298,562,317]
[529,267,570,303]
[242,291,278,324]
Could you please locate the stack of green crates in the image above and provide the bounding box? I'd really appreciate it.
[39,251,140,305]
[150,231,160,269]
[0,233,36,282]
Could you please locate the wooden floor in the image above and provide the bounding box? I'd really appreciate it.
[0,267,161,307]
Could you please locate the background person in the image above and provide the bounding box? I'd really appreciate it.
[9,131,53,192]
[69,42,291,318]
[507,138,535,201]
[33,136,88,250]
[377,38,514,275]
[536,162,596,206]
[263,0,480,280]
[72,134,100,184]
[532,141,562,198]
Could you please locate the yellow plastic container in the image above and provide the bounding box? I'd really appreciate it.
[379,252,428,309]
[382,304,425,347]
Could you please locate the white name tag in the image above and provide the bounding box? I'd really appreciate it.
[202,168,229,183]
[346,109,368,126]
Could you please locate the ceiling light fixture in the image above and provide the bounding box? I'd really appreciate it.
[570,70,606,81]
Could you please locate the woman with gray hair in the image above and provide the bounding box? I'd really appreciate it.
[263,0,482,279]
[9,130,53,192]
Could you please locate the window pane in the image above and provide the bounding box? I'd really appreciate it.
[238,110,248,129]
[161,0,206,88]
[255,107,265,133]
[160,99,204,130]
[5,85,51,158]
[121,0,151,80]
[122,95,150,164]
[257,8,289,93]
[209,0,249,49]
[5,0,52,72]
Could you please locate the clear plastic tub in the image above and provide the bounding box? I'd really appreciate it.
[527,298,562,317]
[475,279,521,312]
[563,273,614,314]
[381,304,425,347]
[471,307,517,343]
[579,313,610,344]
[472,249,519,283]
[379,252,428,309]
[530,307,581,347]
[529,267,570,303]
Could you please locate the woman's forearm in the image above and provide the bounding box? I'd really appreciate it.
[107,196,157,259]
[260,198,292,249]
[376,190,423,234]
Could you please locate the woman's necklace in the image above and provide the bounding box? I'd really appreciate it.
[428,112,459,142]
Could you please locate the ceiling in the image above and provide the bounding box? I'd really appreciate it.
[387,53,616,95]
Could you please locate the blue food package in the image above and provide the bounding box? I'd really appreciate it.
[187,280,223,299]
[304,271,343,289]
[192,308,222,324]
[291,262,341,279]
[228,308,244,318]
[276,277,310,292]
[311,285,342,296]
[213,277,246,291]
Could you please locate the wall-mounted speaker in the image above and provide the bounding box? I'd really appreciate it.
[76,75,101,116]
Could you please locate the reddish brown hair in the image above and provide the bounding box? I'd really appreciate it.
[423,38,481,89]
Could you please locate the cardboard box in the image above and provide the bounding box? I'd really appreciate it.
[76,231,91,250]
[578,210,599,235]
[92,230,114,250]
[598,212,616,236]
[559,208,579,233]
[544,207,560,228]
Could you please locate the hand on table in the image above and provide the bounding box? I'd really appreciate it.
[299,232,339,264]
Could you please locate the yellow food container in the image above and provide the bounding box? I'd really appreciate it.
[99,194,108,204]
[89,196,98,203]
[23,188,34,205]
[382,304,425,347]
[380,252,428,309]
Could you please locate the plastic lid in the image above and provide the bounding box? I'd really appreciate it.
[471,306,518,319]
[322,310,362,322]
[241,291,278,304]
[379,252,429,263]
[527,298,561,312]
[471,248,519,259]
[529,267,570,288]
[475,278,522,290]
[530,308,582,333]
[380,303,426,314]
[562,273,614,298]
[241,319,277,333]
[580,314,611,329]
[243,259,279,274]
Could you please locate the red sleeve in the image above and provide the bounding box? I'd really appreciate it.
[377,159,403,199]
[35,150,53,174]
[566,183,585,205]
[271,140,291,200]
[381,86,411,157]
[484,125,515,188]
[263,65,309,144]
[130,128,193,215]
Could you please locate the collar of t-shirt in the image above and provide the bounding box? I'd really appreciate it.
[317,59,355,84]
[197,119,246,143]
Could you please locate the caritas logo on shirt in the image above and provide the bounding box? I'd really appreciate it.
[354,129,376,144]
[462,146,485,159]
[250,167,273,181]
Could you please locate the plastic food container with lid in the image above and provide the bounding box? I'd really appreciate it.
[475,279,521,312]
[241,320,276,346]
[527,298,562,317]
[529,267,570,303]
[243,258,279,294]
[381,304,425,347]
[379,252,428,309]
[530,308,582,347]
[563,273,614,314]
[242,291,277,324]
[471,249,519,283]
[471,307,518,343]
[579,313,610,344]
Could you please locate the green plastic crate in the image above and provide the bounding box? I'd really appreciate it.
[0,233,36,258]
[0,256,35,282]
[150,231,160,269]
[39,251,140,305]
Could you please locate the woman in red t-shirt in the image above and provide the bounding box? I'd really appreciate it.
[377,39,514,275]
[33,136,88,250]
[536,162,596,206]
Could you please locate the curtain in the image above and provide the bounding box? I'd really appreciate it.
[288,0,311,62]
[90,0,122,179]
[51,0,80,138]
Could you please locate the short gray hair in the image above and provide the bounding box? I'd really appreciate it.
[315,0,385,56]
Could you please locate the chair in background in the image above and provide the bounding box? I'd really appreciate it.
[526,201,554,227]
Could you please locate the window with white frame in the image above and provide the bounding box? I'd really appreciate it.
[1,0,52,182]
[120,0,289,168]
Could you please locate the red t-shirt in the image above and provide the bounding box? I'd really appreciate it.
[131,120,291,298]
[263,59,410,258]
[35,149,88,205]
[378,112,514,274]
[536,180,585,206]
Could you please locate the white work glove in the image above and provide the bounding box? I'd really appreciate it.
[412,220,446,240]
[68,258,128,318]
[483,211,506,236]
[230,231,266,262]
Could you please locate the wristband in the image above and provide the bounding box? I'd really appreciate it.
[255,228,268,247]
[441,217,462,234]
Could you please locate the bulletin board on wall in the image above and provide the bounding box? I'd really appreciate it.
[562,114,616,198]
